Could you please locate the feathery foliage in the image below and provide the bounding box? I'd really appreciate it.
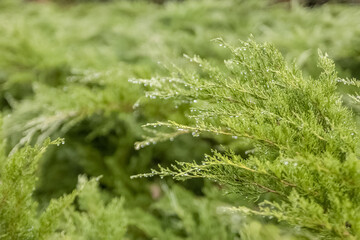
[0,133,128,239]
[133,38,360,239]
[2,0,360,239]
[0,137,77,240]
[59,176,127,240]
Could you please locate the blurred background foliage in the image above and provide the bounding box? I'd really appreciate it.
[1,0,360,238]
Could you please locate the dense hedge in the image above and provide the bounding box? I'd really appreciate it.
[1,0,360,239]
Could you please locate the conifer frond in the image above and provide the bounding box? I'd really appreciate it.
[133,39,360,239]
[59,176,127,240]
[0,138,76,239]
[0,133,127,239]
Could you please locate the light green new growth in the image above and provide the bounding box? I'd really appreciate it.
[60,175,127,240]
[133,38,360,239]
[0,137,77,240]
[0,131,127,239]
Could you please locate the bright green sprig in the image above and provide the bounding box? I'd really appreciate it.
[133,38,360,239]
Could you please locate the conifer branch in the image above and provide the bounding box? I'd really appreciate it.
[132,38,360,239]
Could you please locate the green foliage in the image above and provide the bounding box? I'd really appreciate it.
[2,0,360,110]
[0,138,77,240]
[2,0,360,239]
[127,184,238,239]
[59,176,127,240]
[3,68,140,153]
[133,39,360,239]
[0,133,128,239]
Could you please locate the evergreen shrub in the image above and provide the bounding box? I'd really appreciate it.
[1,0,360,239]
